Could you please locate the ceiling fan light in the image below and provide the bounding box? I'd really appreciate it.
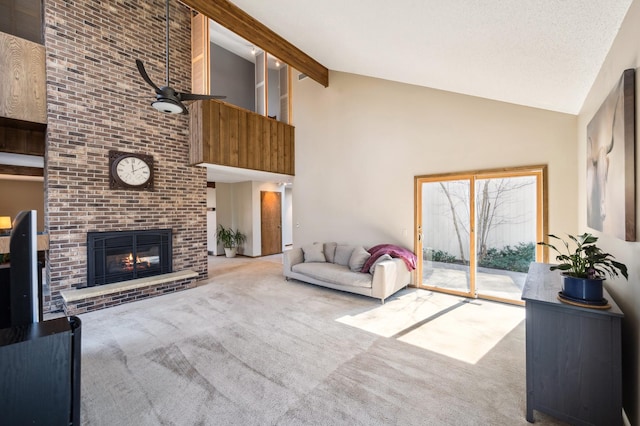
[152,99,184,114]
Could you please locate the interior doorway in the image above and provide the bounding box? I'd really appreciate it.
[261,191,282,256]
[415,166,547,305]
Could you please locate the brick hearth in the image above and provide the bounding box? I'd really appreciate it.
[60,270,198,315]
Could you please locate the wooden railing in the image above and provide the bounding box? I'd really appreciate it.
[189,99,294,176]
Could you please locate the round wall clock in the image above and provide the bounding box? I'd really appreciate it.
[109,150,154,190]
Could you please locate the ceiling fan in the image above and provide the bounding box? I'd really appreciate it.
[135,0,225,115]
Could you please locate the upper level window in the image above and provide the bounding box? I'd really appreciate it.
[192,15,291,124]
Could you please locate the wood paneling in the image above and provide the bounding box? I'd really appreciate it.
[183,0,329,87]
[0,32,47,124]
[191,12,210,94]
[189,96,205,164]
[0,165,43,177]
[237,109,248,168]
[189,100,295,176]
[0,125,45,156]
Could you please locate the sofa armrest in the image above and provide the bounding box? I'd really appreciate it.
[370,258,411,301]
[283,248,304,276]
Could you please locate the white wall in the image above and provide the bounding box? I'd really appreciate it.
[206,187,217,255]
[215,182,252,255]
[214,183,233,255]
[283,186,293,246]
[292,71,578,251]
[577,1,640,420]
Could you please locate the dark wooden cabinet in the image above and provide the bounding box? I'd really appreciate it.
[522,263,623,425]
[0,316,81,425]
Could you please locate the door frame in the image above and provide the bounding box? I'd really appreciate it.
[414,165,548,305]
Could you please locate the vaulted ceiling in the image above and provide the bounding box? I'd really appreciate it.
[226,0,632,115]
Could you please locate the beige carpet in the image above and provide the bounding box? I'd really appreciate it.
[79,255,565,425]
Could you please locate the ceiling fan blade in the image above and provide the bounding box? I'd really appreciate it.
[135,59,161,93]
[179,93,227,101]
[177,99,189,114]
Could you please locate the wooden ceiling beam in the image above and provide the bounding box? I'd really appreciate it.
[180,0,329,87]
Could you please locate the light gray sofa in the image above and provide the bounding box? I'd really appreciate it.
[283,242,411,303]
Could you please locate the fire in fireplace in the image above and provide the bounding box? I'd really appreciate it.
[87,229,172,286]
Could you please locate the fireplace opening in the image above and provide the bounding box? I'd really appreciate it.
[87,229,172,287]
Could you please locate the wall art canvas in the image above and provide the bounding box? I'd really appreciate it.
[586,68,636,241]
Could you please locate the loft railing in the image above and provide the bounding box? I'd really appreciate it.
[189,99,294,176]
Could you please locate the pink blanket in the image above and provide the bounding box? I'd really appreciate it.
[361,244,417,272]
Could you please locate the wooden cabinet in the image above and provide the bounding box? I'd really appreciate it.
[0,317,81,425]
[522,263,623,425]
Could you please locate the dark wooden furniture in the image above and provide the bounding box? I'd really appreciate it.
[522,262,623,425]
[0,316,81,425]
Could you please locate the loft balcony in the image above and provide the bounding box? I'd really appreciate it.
[189,99,294,176]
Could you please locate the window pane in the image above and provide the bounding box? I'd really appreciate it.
[474,176,536,301]
[422,180,471,295]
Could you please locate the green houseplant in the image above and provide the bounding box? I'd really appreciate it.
[216,224,247,258]
[537,233,627,302]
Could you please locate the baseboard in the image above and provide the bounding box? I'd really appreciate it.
[623,408,631,426]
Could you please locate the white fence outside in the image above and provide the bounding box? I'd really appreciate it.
[422,176,536,261]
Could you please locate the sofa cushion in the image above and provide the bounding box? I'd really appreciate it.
[349,246,371,272]
[324,242,337,263]
[369,254,393,274]
[291,263,372,288]
[302,243,326,263]
[334,245,355,266]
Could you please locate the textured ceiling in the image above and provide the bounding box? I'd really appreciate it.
[228,0,632,114]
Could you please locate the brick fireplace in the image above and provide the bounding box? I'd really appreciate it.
[43,0,207,313]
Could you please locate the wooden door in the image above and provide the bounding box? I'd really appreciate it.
[261,191,282,256]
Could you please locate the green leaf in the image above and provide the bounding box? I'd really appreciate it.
[554,264,572,271]
[583,234,598,244]
[540,232,627,282]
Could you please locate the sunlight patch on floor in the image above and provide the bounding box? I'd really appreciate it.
[398,299,524,364]
[336,289,524,364]
[335,289,460,337]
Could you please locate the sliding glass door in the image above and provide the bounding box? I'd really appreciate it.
[420,179,473,297]
[416,166,546,305]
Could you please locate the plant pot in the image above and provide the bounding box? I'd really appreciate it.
[224,247,237,258]
[562,274,603,302]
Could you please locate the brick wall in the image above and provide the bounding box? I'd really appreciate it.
[43,0,207,312]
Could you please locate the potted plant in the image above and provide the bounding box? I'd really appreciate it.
[216,224,247,258]
[537,233,627,302]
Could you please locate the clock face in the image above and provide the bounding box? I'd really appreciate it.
[115,156,151,186]
[109,151,154,190]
